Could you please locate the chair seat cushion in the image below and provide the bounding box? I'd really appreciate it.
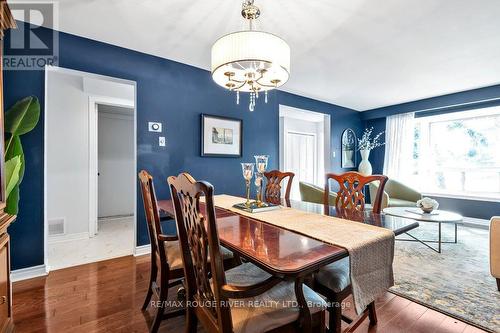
[165,241,233,270]
[225,262,327,333]
[388,198,417,207]
[314,257,350,293]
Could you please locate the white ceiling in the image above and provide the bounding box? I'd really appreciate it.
[17,0,500,111]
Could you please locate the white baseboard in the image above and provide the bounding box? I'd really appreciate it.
[134,244,151,257]
[11,264,48,282]
[48,231,89,244]
[462,216,490,230]
[98,214,134,222]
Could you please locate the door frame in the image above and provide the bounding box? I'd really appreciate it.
[44,66,137,272]
[279,105,331,188]
[88,96,134,237]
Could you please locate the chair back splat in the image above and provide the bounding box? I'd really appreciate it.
[264,170,294,206]
[168,173,232,332]
[324,171,388,219]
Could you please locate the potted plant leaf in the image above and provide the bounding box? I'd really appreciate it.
[4,96,40,215]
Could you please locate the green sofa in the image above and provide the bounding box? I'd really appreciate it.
[369,179,422,209]
[299,181,337,205]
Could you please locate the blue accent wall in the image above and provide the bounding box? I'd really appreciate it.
[4,23,362,270]
[363,87,500,220]
[361,84,500,121]
[363,118,386,175]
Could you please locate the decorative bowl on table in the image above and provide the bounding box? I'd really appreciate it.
[416,197,439,213]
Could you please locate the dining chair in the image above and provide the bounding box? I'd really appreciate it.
[324,172,388,218]
[318,171,388,333]
[139,171,238,332]
[138,170,186,333]
[168,172,327,333]
[264,170,294,206]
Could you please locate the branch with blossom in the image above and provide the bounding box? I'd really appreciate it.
[357,127,385,151]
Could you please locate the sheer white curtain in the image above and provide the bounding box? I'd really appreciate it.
[383,112,415,181]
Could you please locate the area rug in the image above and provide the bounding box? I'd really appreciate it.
[391,222,500,332]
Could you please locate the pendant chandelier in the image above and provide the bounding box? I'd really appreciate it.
[211,0,290,111]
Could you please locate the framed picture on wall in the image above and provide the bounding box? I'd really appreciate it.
[201,114,242,157]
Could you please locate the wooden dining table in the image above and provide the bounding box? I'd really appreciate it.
[158,198,419,332]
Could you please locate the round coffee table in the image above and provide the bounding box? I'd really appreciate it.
[383,207,463,253]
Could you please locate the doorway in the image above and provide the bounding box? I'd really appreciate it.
[44,66,137,271]
[279,105,331,200]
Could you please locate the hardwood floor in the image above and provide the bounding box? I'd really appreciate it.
[11,255,487,333]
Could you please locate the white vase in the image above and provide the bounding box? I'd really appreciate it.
[358,149,372,175]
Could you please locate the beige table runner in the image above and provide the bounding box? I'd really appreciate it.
[211,194,395,314]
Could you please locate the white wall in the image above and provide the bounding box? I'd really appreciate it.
[98,109,134,217]
[47,72,89,235]
[46,69,134,237]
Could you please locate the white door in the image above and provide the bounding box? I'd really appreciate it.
[284,131,317,200]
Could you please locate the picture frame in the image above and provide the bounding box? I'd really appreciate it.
[201,114,242,157]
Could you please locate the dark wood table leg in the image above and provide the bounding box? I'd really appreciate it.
[295,277,312,333]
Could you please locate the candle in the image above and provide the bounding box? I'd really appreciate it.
[255,177,262,187]
[257,162,266,173]
[243,169,252,180]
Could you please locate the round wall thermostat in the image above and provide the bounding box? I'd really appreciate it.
[148,122,162,132]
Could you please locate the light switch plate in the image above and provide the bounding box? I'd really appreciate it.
[159,136,166,147]
[148,122,162,132]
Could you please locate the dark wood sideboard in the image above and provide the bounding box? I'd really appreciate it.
[0,2,17,332]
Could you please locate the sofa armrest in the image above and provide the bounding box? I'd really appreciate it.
[491,217,500,278]
[387,179,422,203]
[381,191,389,210]
[369,182,389,209]
[299,181,336,205]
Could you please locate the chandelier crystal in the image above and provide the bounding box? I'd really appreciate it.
[211,0,290,111]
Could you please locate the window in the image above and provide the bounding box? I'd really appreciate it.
[408,107,500,200]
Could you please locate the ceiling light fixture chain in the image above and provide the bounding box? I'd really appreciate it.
[211,0,290,111]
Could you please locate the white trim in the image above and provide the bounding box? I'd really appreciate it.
[43,68,49,273]
[45,65,136,86]
[98,214,134,221]
[11,265,48,282]
[422,192,500,203]
[88,97,98,238]
[407,96,500,115]
[417,106,500,122]
[278,105,326,122]
[88,88,137,248]
[134,245,151,257]
[98,112,134,121]
[88,94,136,236]
[48,232,89,244]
